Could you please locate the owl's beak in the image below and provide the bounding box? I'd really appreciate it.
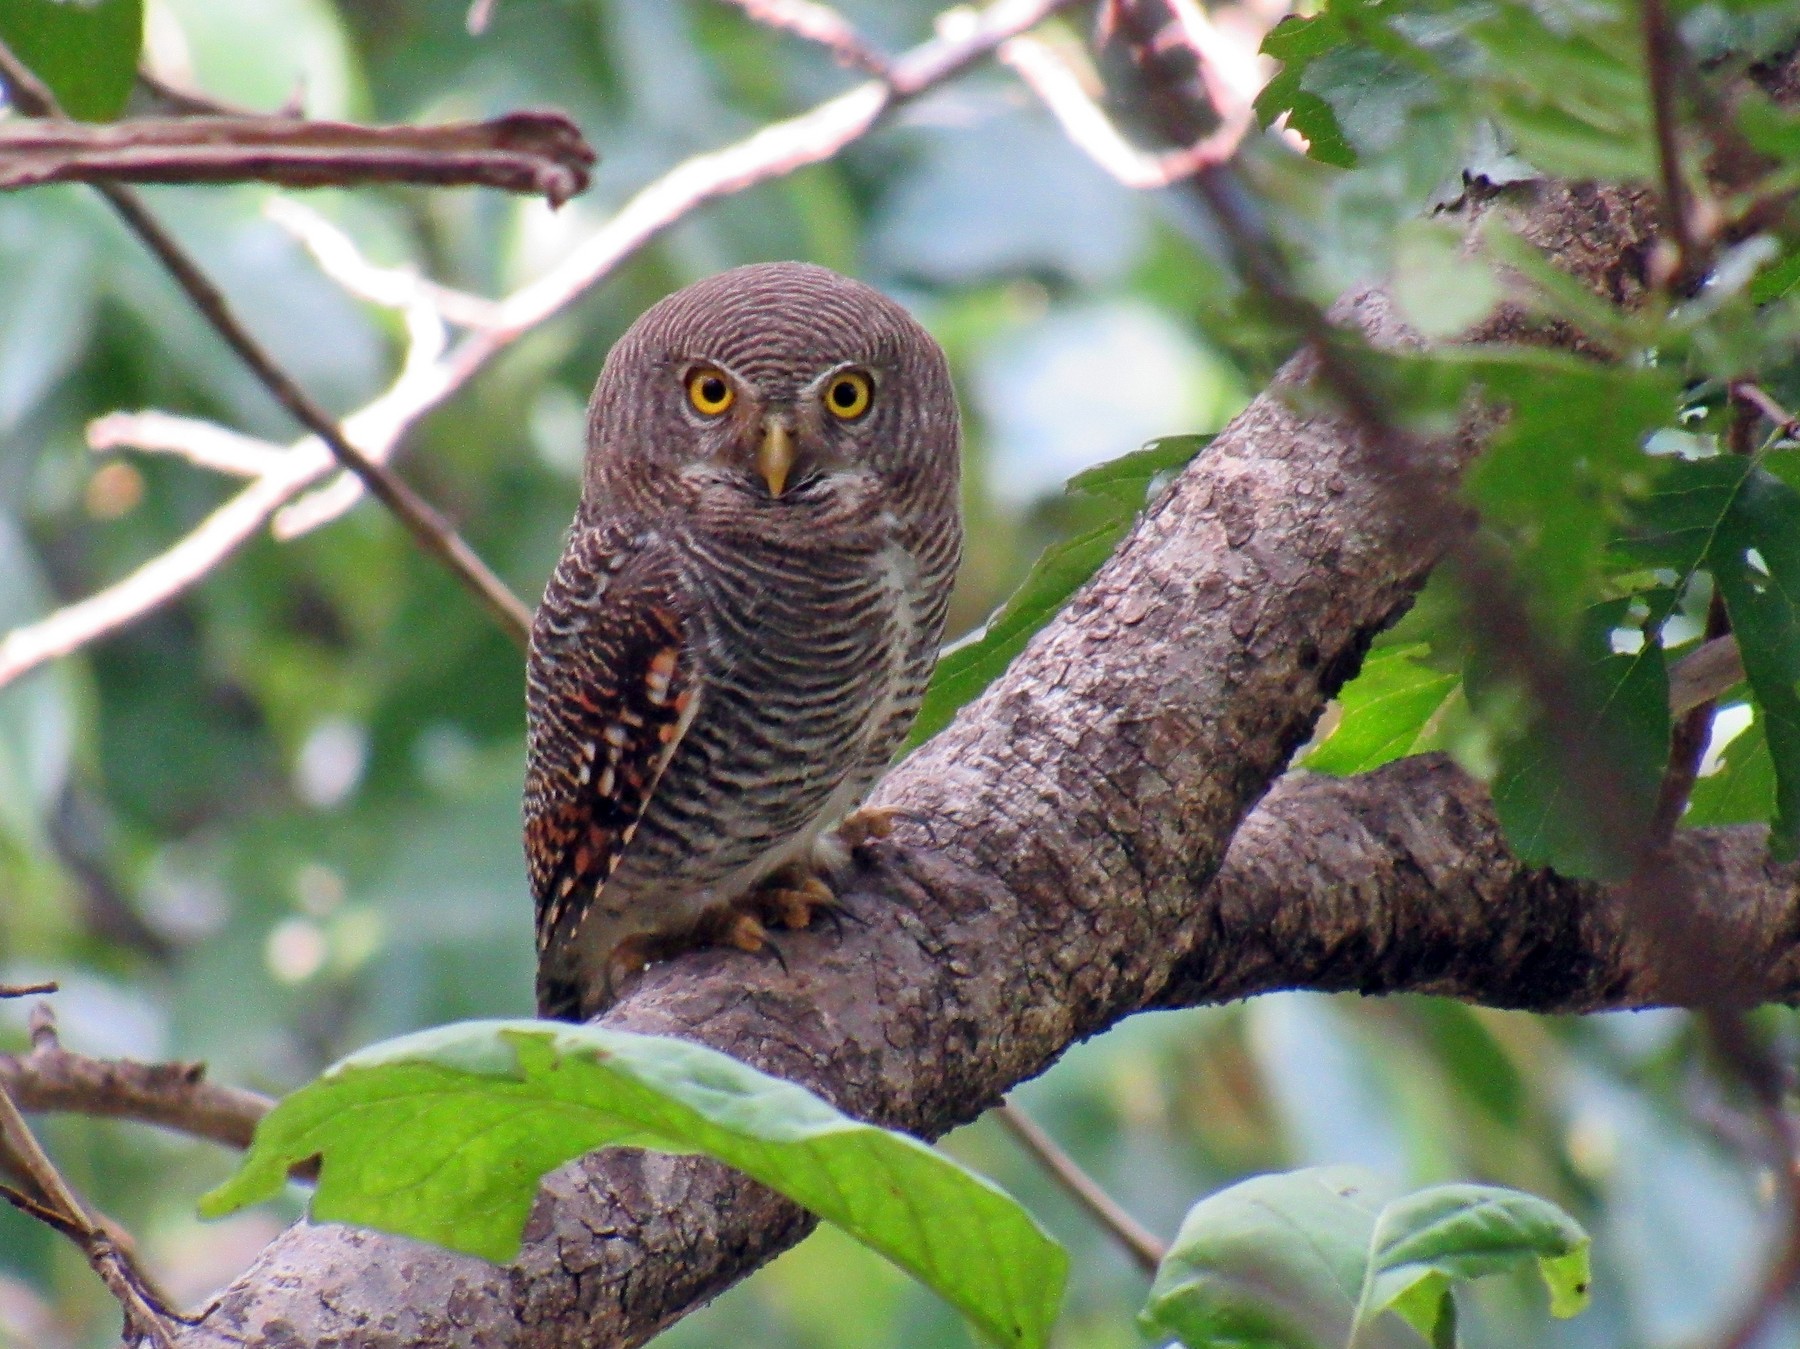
[756,416,796,498]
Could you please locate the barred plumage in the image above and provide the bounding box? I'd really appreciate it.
[524,262,962,1020]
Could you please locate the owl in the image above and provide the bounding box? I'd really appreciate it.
[524,261,962,1021]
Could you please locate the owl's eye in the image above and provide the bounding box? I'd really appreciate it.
[824,370,873,420]
[686,368,734,417]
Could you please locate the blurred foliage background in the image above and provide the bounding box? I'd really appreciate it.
[0,0,1795,1345]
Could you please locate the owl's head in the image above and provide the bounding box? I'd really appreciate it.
[583,262,958,514]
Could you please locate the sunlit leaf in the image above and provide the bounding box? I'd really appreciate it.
[906,435,1208,750]
[1305,643,1459,775]
[0,0,142,120]
[201,1021,1066,1349]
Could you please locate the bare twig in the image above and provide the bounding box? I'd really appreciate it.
[1,1007,273,1153]
[0,34,535,649]
[0,111,596,205]
[0,0,1087,692]
[718,0,891,75]
[992,1101,1166,1275]
[1001,31,1257,187]
[88,411,287,480]
[1731,380,1800,441]
[1641,0,1704,290]
[0,983,58,999]
[0,1016,186,1346]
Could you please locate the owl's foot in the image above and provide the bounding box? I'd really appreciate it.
[741,867,840,932]
[837,805,902,849]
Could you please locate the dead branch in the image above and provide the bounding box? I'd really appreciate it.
[0,111,595,205]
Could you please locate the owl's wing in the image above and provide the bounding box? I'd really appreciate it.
[523,527,700,993]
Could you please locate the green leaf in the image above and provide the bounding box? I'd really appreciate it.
[1305,643,1459,775]
[906,435,1208,750]
[1686,703,1775,827]
[1620,454,1751,580]
[1256,13,1357,166]
[1463,353,1678,637]
[1709,466,1800,856]
[1139,1168,1590,1349]
[0,0,143,121]
[1362,1184,1592,1326]
[1139,1166,1389,1349]
[1486,599,1671,879]
[202,1021,1067,1349]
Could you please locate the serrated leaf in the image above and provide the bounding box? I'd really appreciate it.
[0,0,142,121]
[202,1021,1066,1349]
[1464,353,1678,635]
[1709,466,1800,856]
[1487,599,1670,879]
[1620,454,1751,579]
[1140,1168,1590,1349]
[1306,643,1459,775]
[906,435,1207,750]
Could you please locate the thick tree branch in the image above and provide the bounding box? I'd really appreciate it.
[151,173,1685,1348]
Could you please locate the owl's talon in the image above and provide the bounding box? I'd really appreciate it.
[719,910,769,953]
[837,805,901,849]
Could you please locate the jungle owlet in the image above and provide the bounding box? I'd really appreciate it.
[524,262,962,1021]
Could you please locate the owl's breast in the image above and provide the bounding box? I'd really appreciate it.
[605,518,911,900]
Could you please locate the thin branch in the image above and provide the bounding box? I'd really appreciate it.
[1641,0,1704,290]
[717,0,891,75]
[1001,31,1257,187]
[0,37,535,649]
[0,112,596,205]
[88,411,287,479]
[0,0,1089,692]
[0,1060,184,1346]
[1731,379,1800,440]
[0,982,58,999]
[1,1008,273,1153]
[1670,634,1747,716]
[992,1101,1166,1275]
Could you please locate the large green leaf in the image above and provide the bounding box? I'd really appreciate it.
[202,1021,1067,1349]
[1139,1167,1590,1349]
[1710,466,1800,856]
[1305,643,1459,775]
[1463,354,1678,636]
[0,0,142,120]
[1486,599,1671,879]
[905,435,1207,750]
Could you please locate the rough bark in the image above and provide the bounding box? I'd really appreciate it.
[147,173,1708,1348]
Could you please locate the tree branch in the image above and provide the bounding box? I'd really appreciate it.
[0,111,595,204]
[153,173,1684,1348]
[0,1007,273,1154]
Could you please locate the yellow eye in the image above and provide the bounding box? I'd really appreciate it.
[824,370,873,420]
[686,368,734,416]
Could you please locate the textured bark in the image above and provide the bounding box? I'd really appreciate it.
[152,174,1717,1349]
